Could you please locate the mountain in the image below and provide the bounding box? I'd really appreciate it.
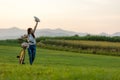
[35,28,77,37]
[0,27,25,40]
[0,27,120,40]
[112,32,120,36]
[0,27,87,40]
[99,32,110,36]
[99,32,120,37]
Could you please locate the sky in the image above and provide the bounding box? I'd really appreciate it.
[0,0,120,34]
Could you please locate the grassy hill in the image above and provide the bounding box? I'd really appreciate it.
[0,44,120,80]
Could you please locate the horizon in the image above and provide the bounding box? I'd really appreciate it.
[0,0,120,34]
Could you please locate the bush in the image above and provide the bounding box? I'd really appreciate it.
[36,36,120,42]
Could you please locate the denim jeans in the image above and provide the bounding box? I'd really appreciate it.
[28,45,36,65]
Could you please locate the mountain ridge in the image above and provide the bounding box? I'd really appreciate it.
[0,27,120,40]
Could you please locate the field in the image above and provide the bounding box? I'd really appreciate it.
[39,39,120,56]
[0,44,120,80]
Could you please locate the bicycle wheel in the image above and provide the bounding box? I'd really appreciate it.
[19,49,25,64]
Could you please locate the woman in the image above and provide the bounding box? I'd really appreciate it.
[23,17,39,65]
[27,28,36,65]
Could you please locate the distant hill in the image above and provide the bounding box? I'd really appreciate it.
[99,32,110,36]
[0,27,120,40]
[112,32,120,36]
[35,28,87,37]
[0,27,87,40]
[0,27,25,40]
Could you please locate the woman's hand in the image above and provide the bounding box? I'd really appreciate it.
[33,16,40,33]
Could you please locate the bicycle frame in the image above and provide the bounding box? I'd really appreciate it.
[17,47,26,64]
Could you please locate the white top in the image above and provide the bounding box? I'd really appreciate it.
[28,34,36,45]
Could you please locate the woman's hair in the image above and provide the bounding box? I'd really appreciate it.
[27,28,35,38]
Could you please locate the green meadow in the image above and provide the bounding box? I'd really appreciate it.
[0,44,120,80]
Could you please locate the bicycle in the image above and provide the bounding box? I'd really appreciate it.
[17,42,28,64]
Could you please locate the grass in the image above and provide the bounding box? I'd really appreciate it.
[0,45,120,80]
